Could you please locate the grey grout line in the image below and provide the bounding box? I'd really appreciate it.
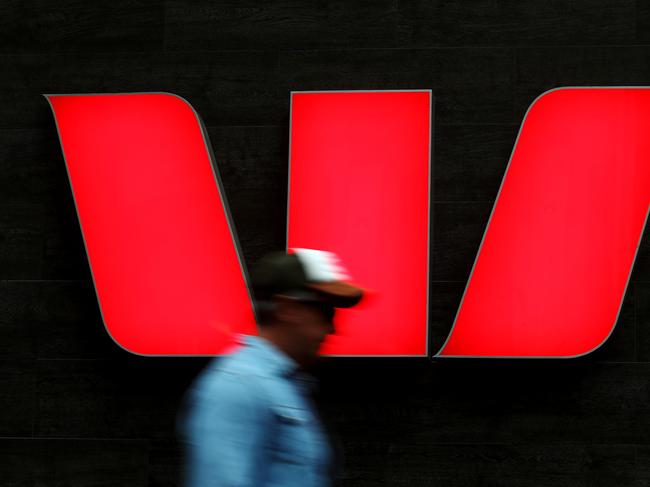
[7,44,650,60]
[21,356,650,365]
[0,436,151,441]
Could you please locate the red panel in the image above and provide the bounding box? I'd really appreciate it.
[438,88,650,358]
[287,91,431,356]
[45,93,257,355]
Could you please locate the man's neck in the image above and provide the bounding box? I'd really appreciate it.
[258,327,306,368]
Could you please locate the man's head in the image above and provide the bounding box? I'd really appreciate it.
[251,248,364,366]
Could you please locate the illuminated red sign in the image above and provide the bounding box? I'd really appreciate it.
[44,93,257,355]
[45,87,648,358]
[288,91,431,355]
[437,88,650,358]
[44,90,432,356]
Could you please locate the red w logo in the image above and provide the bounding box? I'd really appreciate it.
[44,88,649,359]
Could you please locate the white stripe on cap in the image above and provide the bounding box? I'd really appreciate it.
[290,248,353,282]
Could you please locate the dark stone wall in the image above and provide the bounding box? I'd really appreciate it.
[2,1,650,485]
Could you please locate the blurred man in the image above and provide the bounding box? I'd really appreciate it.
[178,248,365,487]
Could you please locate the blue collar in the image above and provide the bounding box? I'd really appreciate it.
[237,334,319,394]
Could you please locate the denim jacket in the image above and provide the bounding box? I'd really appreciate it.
[178,334,334,487]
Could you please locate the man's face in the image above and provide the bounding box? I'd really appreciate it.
[276,296,336,364]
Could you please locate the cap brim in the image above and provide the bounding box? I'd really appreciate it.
[305,281,364,308]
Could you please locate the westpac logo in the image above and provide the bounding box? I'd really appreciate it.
[44,88,650,359]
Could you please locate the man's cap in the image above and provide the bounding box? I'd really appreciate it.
[250,248,364,308]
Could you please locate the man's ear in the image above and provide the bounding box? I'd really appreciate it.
[272,294,301,324]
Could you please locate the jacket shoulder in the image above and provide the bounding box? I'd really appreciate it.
[192,350,270,399]
[211,345,268,376]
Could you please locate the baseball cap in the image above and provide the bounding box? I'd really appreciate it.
[250,248,364,308]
